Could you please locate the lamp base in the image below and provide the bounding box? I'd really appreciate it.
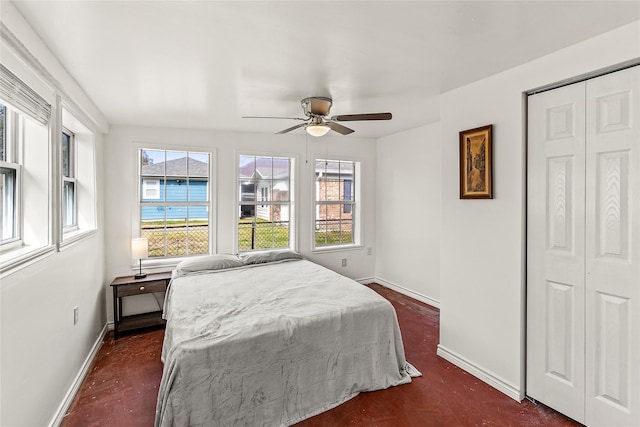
[134,273,147,279]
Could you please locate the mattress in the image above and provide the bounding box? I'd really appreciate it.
[155,258,419,426]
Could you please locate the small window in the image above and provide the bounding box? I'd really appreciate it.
[142,179,160,200]
[314,159,357,247]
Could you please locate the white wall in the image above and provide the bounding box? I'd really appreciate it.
[0,3,108,426]
[104,125,377,320]
[375,122,441,307]
[437,21,640,400]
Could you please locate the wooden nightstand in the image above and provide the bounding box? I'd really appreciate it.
[110,271,172,339]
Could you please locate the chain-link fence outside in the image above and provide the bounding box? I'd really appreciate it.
[238,219,290,251]
[142,222,209,257]
[315,219,353,246]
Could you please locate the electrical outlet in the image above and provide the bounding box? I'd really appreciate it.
[73,306,79,325]
[366,247,372,256]
[341,258,347,267]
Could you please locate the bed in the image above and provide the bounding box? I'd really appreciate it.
[155,251,420,427]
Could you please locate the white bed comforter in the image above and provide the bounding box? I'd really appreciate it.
[155,259,420,427]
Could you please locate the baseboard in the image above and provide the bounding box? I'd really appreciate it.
[436,344,524,402]
[373,277,441,310]
[49,323,108,427]
[355,277,375,285]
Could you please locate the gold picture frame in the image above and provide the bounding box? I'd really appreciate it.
[459,124,493,199]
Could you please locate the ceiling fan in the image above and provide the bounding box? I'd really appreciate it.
[243,97,392,137]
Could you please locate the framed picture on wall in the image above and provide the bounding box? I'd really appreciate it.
[459,124,493,199]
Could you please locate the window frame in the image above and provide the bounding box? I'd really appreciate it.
[312,158,361,251]
[138,148,213,260]
[236,153,296,253]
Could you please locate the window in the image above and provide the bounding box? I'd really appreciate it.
[238,155,293,251]
[59,107,98,246]
[139,149,210,258]
[0,64,54,272]
[314,159,357,247]
[0,103,20,245]
[61,129,77,230]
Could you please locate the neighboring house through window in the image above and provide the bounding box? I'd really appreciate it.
[314,159,358,247]
[140,149,211,258]
[238,155,293,251]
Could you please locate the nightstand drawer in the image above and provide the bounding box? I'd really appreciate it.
[116,280,167,297]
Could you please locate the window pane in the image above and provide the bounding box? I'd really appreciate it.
[339,160,353,176]
[272,157,289,180]
[238,156,255,179]
[0,167,16,241]
[63,180,76,227]
[340,218,354,244]
[188,152,209,177]
[166,151,187,177]
[0,104,6,162]
[187,207,208,255]
[256,156,273,179]
[62,132,71,177]
[343,179,353,205]
[141,149,165,176]
[141,206,167,257]
[188,179,208,202]
[237,217,254,252]
[271,179,289,202]
[239,181,256,203]
[164,208,187,256]
[315,204,328,246]
[165,177,188,202]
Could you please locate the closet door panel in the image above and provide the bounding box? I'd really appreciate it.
[527,82,586,423]
[585,65,640,427]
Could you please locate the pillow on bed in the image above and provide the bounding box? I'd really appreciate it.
[175,254,243,274]
[240,249,303,265]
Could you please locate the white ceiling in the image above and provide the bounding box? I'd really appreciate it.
[10,1,640,138]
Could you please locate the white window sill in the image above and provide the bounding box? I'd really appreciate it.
[60,228,98,250]
[0,244,56,279]
[312,244,364,254]
[131,256,187,274]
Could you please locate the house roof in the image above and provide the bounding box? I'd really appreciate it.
[239,157,290,180]
[315,160,353,177]
[141,156,208,178]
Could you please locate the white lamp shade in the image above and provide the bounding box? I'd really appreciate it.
[306,124,330,137]
[132,237,149,259]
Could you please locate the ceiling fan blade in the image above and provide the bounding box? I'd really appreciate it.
[327,121,355,135]
[330,112,392,122]
[276,123,307,134]
[243,116,306,120]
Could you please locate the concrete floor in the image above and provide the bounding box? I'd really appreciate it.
[61,284,580,427]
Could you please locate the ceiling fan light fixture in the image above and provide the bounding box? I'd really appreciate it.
[306,124,331,137]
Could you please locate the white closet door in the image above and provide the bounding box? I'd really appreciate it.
[585,65,640,427]
[527,82,587,423]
